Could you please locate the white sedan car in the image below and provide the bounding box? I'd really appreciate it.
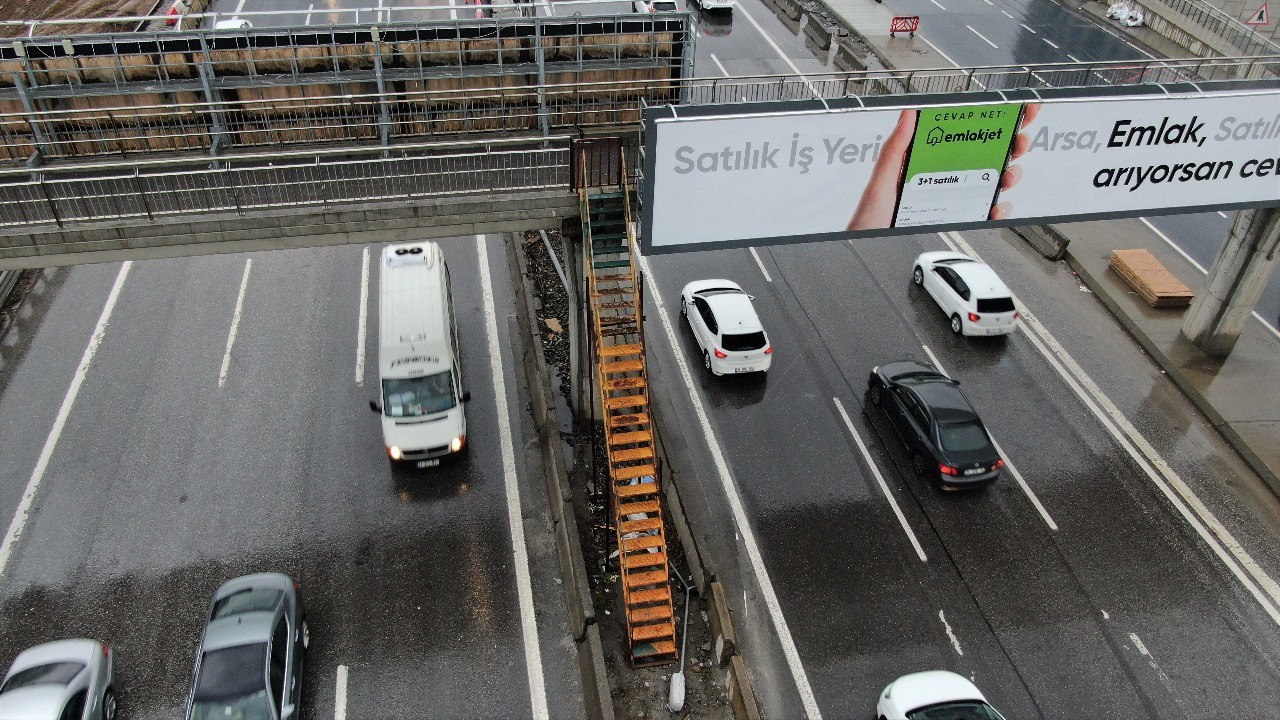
[0,639,117,720]
[912,251,1020,336]
[877,670,1006,720]
[680,279,772,376]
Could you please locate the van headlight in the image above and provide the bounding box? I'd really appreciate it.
[388,446,403,460]
[451,436,465,453]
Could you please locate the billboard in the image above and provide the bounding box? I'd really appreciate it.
[640,89,1280,253]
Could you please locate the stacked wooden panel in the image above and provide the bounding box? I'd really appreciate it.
[1110,249,1195,308]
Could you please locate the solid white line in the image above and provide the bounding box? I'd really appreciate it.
[1043,38,1059,48]
[748,247,773,283]
[1000,9,1013,18]
[639,253,823,719]
[233,0,246,12]
[918,343,1057,530]
[1139,218,1280,339]
[477,235,550,720]
[734,3,820,98]
[939,610,964,655]
[0,262,132,579]
[966,25,999,49]
[1020,22,1037,33]
[355,247,370,385]
[930,0,946,10]
[334,665,348,720]
[920,34,962,69]
[833,398,928,562]
[305,3,313,25]
[940,231,1280,627]
[219,259,252,389]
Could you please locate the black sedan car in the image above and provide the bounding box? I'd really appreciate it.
[867,360,1004,488]
[186,573,308,720]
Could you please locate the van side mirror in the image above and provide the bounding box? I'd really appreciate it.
[369,400,382,413]
[461,391,472,403]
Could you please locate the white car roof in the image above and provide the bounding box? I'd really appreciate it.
[886,670,986,711]
[0,685,67,720]
[947,261,1011,298]
[705,293,763,333]
[8,640,97,673]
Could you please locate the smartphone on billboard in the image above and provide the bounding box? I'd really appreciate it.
[891,103,1024,228]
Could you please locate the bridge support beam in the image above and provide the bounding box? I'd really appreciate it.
[1181,207,1280,357]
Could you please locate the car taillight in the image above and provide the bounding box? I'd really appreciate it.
[293,579,301,591]
[764,345,773,355]
[939,464,961,476]
[714,348,727,359]
[1013,311,1021,319]
[968,312,981,322]
[993,459,1005,470]
[102,644,110,657]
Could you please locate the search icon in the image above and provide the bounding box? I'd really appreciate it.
[981,172,991,181]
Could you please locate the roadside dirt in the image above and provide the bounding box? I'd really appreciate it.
[0,0,158,36]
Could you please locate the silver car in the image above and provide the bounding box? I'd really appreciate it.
[0,639,117,720]
[185,573,308,720]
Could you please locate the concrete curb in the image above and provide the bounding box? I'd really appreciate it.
[1064,249,1280,497]
[508,232,616,720]
[0,270,21,308]
[1013,225,1070,262]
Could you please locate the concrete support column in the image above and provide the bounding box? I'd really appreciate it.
[1181,207,1280,357]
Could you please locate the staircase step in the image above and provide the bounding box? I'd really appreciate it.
[601,359,644,375]
[629,605,672,623]
[598,314,638,326]
[618,498,660,516]
[621,517,664,534]
[592,287,633,298]
[603,395,646,411]
[609,430,652,446]
[615,479,658,497]
[608,412,650,428]
[594,190,624,199]
[593,259,634,270]
[622,549,667,569]
[632,640,678,661]
[598,301,636,311]
[600,344,643,358]
[611,446,655,464]
[628,586,671,605]
[600,326,639,338]
[603,377,646,392]
[622,534,665,553]
[631,622,676,642]
[613,464,657,483]
[594,273,634,285]
[624,569,667,588]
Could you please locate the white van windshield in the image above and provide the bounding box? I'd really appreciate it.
[383,371,456,417]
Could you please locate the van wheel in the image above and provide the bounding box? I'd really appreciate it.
[950,314,963,335]
[103,688,118,720]
[912,266,924,286]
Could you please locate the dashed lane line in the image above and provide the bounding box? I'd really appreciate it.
[218,259,252,388]
[966,25,999,49]
[334,665,348,720]
[355,246,370,385]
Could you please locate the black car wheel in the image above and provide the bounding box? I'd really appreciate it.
[703,350,712,373]
[102,688,118,720]
[680,297,687,317]
[912,453,929,477]
[950,314,963,335]
[912,266,924,286]
[868,383,882,406]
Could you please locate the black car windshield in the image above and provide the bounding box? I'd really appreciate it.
[907,700,1004,720]
[192,644,269,719]
[382,370,456,417]
[0,662,84,691]
[938,422,991,452]
[723,331,766,352]
[212,588,282,619]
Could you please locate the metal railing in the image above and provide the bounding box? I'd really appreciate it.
[0,137,570,229]
[1144,0,1280,56]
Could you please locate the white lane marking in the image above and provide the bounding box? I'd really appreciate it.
[981,0,992,5]
[1000,9,1013,18]
[834,398,927,562]
[748,247,773,283]
[1102,609,1110,619]
[1139,218,1280,340]
[930,0,946,10]
[639,253,823,719]
[334,665,348,720]
[920,34,962,70]
[0,262,132,579]
[355,247,370,385]
[734,2,820,98]
[1129,632,1170,681]
[477,235,550,720]
[219,259,253,388]
[1020,22,1037,33]
[919,343,1057,531]
[710,52,729,76]
[941,231,1280,627]
[233,0,246,12]
[939,610,964,655]
[305,3,313,25]
[966,25,999,49]
[1043,38,1059,48]
[1217,211,1228,219]
[1067,53,1082,62]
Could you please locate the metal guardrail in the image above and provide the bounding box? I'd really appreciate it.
[1145,0,1280,56]
[0,137,570,229]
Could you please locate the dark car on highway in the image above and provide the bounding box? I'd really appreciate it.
[867,360,1004,488]
[185,573,308,720]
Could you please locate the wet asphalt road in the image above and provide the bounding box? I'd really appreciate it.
[0,240,583,719]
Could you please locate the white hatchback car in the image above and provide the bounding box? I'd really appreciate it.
[634,0,679,11]
[680,279,772,376]
[877,670,1006,720]
[913,251,1020,336]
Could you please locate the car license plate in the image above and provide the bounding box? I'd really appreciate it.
[964,467,984,476]
[417,459,440,468]
[733,367,755,373]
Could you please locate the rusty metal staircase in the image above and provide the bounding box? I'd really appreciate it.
[579,153,678,668]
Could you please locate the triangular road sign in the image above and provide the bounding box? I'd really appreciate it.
[1244,3,1270,25]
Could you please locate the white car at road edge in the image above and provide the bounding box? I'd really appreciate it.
[877,670,1006,720]
[913,251,1020,336]
[680,279,772,376]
